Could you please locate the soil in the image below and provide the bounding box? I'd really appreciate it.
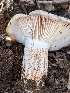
[0,0,70,93]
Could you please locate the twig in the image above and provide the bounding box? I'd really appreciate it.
[38,0,70,4]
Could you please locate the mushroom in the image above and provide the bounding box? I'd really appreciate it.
[6,10,70,85]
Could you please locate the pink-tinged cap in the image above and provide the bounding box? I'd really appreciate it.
[6,10,70,51]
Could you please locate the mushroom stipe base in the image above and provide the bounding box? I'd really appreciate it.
[21,39,48,85]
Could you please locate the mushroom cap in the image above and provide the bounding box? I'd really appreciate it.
[6,13,27,43]
[6,10,70,51]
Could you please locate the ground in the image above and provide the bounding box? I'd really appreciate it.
[0,0,70,93]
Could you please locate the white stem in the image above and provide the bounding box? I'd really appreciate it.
[21,38,49,85]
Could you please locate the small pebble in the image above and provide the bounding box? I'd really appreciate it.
[67,51,70,54]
